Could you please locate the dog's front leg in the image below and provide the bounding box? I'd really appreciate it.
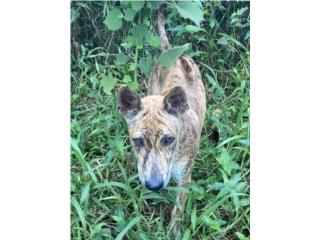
[169,170,192,237]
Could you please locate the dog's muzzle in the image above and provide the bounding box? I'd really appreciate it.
[145,179,164,191]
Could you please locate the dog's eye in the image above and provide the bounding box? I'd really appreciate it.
[132,138,144,149]
[162,136,175,147]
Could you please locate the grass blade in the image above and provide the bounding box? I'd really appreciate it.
[115,216,141,240]
[182,228,191,240]
[71,197,86,229]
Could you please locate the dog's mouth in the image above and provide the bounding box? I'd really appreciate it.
[139,170,172,191]
[145,179,164,191]
[140,173,171,191]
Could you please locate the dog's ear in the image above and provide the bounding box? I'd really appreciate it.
[163,86,188,116]
[118,86,141,121]
[180,55,196,82]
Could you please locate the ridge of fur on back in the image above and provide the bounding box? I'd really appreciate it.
[158,6,170,51]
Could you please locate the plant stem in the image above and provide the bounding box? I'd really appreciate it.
[134,44,139,83]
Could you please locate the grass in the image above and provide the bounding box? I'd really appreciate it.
[71,1,250,239]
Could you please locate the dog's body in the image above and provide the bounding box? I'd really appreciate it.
[147,56,206,182]
[118,8,206,234]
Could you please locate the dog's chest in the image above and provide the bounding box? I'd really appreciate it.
[171,163,186,183]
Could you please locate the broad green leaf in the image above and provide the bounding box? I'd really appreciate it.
[138,56,154,76]
[147,36,161,47]
[115,216,141,240]
[126,81,139,91]
[170,25,184,36]
[122,75,131,83]
[129,63,137,71]
[230,173,241,187]
[185,25,206,33]
[217,36,228,46]
[143,18,150,26]
[124,8,136,21]
[208,182,224,190]
[148,1,163,9]
[116,52,129,65]
[101,74,117,95]
[235,182,247,192]
[159,43,190,67]
[216,148,239,175]
[136,42,143,49]
[123,75,139,91]
[132,23,148,42]
[103,8,123,31]
[231,7,248,19]
[193,0,203,8]
[131,1,144,11]
[121,35,135,49]
[175,1,204,27]
[189,182,205,200]
[210,18,217,28]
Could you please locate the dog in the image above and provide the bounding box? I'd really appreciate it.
[118,7,206,235]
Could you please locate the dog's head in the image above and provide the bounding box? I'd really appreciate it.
[118,86,188,191]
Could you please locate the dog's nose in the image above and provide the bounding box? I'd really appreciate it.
[145,179,164,191]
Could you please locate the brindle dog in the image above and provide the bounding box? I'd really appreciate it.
[118,7,206,235]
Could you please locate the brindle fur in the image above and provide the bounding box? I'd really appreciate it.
[118,7,206,236]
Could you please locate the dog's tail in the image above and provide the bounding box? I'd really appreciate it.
[158,7,170,51]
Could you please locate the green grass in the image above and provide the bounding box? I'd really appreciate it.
[71,1,250,239]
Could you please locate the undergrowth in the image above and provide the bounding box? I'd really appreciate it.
[71,1,250,239]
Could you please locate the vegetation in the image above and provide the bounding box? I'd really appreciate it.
[71,1,250,239]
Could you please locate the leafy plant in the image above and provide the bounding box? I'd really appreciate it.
[174,1,204,27]
[71,1,250,239]
[103,8,123,31]
[159,43,190,67]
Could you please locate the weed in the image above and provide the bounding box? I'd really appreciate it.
[71,1,250,239]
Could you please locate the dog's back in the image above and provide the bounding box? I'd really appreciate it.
[148,8,206,129]
[144,8,206,184]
